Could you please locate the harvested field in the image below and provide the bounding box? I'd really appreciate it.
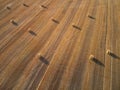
[0,0,120,90]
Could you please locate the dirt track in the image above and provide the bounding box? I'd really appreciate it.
[0,0,120,90]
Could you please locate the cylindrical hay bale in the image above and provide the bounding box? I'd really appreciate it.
[10,19,18,26]
[28,28,31,31]
[106,50,111,55]
[37,53,41,56]
[89,55,95,60]
[10,19,14,23]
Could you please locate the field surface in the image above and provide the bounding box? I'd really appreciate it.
[0,0,120,90]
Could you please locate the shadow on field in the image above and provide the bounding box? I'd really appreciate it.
[29,30,37,36]
[52,19,59,24]
[92,57,105,67]
[23,3,29,7]
[109,52,120,60]
[39,56,49,65]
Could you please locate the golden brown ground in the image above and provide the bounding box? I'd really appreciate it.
[0,0,120,90]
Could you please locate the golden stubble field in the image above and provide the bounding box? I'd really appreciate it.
[0,0,120,90]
